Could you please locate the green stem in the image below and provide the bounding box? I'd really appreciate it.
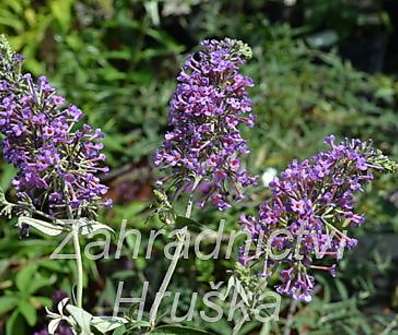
[149,177,201,327]
[149,234,185,326]
[72,222,83,308]
[185,177,201,219]
[185,196,194,218]
[283,299,298,335]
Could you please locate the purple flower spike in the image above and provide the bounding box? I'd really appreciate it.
[155,38,256,210]
[0,35,111,219]
[240,136,397,302]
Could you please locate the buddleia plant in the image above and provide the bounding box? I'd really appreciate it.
[0,35,127,334]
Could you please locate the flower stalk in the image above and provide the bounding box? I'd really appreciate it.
[72,222,84,308]
[149,178,200,326]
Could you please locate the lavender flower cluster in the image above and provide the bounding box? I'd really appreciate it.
[240,135,397,302]
[155,38,256,210]
[0,36,110,219]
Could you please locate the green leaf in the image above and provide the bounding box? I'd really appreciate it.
[16,263,38,292]
[335,279,349,300]
[0,185,6,203]
[27,274,56,295]
[91,316,127,333]
[0,296,18,314]
[9,0,24,13]
[18,216,64,236]
[6,310,26,335]
[113,325,127,335]
[38,259,70,274]
[31,296,52,308]
[175,216,202,233]
[151,325,214,335]
[50,0,73,32]
[98,67,127,81]
[18,300,37,326]
[238,320,261,335]
[206,319,232,335]
[0,165,16,189]
[66,305,92,335]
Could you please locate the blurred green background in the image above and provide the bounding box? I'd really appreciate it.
[0,0,398,334]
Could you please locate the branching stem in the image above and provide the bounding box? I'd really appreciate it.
[72,222,83,308]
